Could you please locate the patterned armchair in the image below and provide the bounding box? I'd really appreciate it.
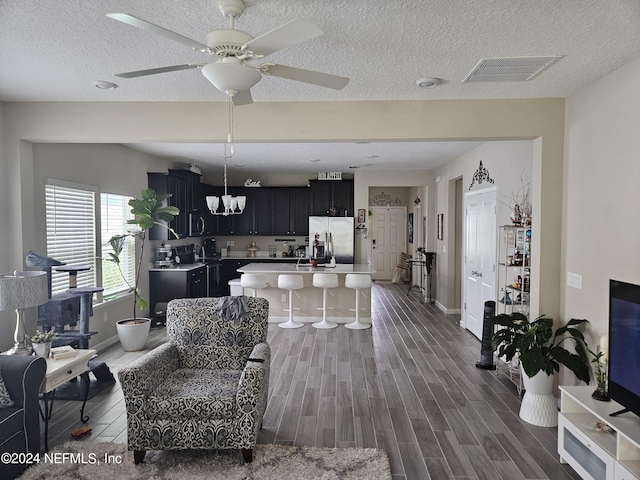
[118,296,270,464]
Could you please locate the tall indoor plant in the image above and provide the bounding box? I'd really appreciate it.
[103,188,178,350]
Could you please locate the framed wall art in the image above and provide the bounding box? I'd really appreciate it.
[437,213,444,240]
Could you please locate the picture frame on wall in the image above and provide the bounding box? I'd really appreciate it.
[408,213,414,243]
[358,208,366,223]
[437,213,444,240]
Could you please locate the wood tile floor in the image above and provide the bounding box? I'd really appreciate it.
[43,282,581,480]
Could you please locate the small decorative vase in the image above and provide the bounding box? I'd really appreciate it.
[33,342,52,358]
[311,259,318,268]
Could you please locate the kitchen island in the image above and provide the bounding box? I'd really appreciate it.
[237,263,374,324]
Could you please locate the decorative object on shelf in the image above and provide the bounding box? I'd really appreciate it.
[510,204,522,225]
[468,160,495,190]
[243,179,261,187]
[501,170,532,226]
[318,172,343,180]
[589,334,610,401]
[31,329,56,358]
[247,241,258,258]
[0,271,49,355]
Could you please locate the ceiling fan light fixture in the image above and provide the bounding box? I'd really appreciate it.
[415,77,440,88]
[201,58,261,94]
[94,80,118,90]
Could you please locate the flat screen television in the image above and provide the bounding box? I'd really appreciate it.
[608,279,640,417]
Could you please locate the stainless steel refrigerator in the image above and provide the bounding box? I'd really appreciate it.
[308,216,354,264]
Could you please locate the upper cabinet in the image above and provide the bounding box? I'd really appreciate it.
[233,188,272,235]
[309,179,354,216]
[271,187,309,236]
[148,170,203,240]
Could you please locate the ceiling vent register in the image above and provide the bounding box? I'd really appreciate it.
[463,56,562,83]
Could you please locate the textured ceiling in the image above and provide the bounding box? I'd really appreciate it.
[2,0,640,173]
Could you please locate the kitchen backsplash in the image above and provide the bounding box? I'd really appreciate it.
[150,235,309,258]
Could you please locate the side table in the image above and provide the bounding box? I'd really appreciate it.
[40,348,96,451]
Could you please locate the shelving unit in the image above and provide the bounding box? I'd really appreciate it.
[494,225,532,395]
[498,225,531,316]
[559,386,640,480]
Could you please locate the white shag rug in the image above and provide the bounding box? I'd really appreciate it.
[18,441,391,479]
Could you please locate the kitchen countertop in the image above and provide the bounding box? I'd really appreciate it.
[237,263,375,274]
[149,262,206,272]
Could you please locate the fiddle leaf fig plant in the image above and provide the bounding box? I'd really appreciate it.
[103,188,179,319]
[489,313,591,384]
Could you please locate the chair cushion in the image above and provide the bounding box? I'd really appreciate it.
[146,369,242,421]
[0,373,14,408]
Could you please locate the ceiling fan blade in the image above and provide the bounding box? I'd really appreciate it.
[243,18,323,57]
[262,64,349,90]
[115,63,206,79]
[107,13,211,53]
[232,90,253,106]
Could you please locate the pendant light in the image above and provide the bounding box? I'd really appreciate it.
[206,95,246,215]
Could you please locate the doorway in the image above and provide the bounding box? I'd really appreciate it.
[369,206,407,281]
[462,187,497,339]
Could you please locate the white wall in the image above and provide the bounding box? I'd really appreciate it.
[434,141,534,313]
[562,55,640,373]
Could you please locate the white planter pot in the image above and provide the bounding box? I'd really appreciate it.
[32,342,52,358]
[519,368,558,427]
[116,318,151,352]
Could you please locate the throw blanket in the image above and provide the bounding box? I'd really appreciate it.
[217,296,249,322]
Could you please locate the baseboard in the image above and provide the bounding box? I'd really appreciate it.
[434,300,461,315]
[91,335,120,352]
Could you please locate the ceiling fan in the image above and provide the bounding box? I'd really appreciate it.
[107,0,349,105]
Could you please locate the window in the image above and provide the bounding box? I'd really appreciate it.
[45,181,134,301]
[45,182,97,295]
[100,192,134,298]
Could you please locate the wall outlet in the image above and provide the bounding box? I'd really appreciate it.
[226,240,231,246]
[281,294,287,303]
[567,272,583,289]
[230,240,234,247]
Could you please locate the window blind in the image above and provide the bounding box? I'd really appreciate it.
[45,183,96,296]
[101,193,135,298]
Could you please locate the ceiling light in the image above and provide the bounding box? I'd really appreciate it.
[94,80,118,90]
[365,155,378,159]
[309,159,321,163]
[415,77,440,88]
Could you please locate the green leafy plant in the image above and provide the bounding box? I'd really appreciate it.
[489,313,591,384]
[31,329,56,344]
[102,189,179,320]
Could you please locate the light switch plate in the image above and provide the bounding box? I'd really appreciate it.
[567,272,583,289]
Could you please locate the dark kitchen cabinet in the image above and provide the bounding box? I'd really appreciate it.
[271,187,309,235]
[309,180,353,216]
[233,188,271,235]
[219,259,252,295]
[149,265,207,312]
[148,172,187,240]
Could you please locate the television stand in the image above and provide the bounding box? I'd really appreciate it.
[559,386,640,479]
[611,407,631,417]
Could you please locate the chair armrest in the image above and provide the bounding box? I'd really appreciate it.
[236,342,270,415]
[118,342,179,400]
[0,355,46,408]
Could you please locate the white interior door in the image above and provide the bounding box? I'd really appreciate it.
[463,188,497,339]
[369,207,406,281]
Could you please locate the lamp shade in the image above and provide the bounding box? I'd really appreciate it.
[0,271,49,311]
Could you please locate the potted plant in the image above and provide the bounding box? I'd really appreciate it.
[489,313,591,426]
[31,329,56,357]
[103,188,179,351]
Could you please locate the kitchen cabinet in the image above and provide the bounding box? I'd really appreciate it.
[149,264,207,311]
[309,179,354,216]
[233,188,272,235]
[271,187,309,235]
[148,172,187,239]
[148,170,204,239]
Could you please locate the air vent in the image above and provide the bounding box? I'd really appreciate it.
[463,56,562,83]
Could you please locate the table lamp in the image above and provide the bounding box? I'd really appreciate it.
[0,270,49,355]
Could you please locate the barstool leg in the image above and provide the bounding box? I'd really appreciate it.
[345,288,371,330]
[279,289,304,329]
[313,288,338,329]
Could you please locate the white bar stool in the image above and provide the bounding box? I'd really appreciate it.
[312,273,339,329]
[278,274,305,329]
[240,273,268,297]
[344,274,372,329]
